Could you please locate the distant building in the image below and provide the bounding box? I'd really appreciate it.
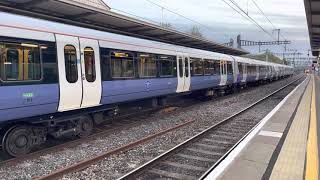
[59,0,110,11]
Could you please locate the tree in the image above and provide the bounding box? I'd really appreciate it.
[190,26,203,38]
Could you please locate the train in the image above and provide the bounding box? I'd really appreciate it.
[0,12,293,157]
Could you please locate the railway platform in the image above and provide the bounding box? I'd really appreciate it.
[204,74,319,180]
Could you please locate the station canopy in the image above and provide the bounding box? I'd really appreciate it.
[305,0,320,57]
[0,0,249,56]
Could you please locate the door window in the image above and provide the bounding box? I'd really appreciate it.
[64,45,78,83]
[178,57,183,77]
[238,62,242,74]
[220,61,226,75]
[185,57,189,77]
[84,47,96,82]
[227,61,233,74]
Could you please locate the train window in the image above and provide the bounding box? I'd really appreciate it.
[248,65,256,75]
[213,61,220,75]
[203,61,209,75]
[84,47,96,82]
[2,48,19,81]
[0,42,42,82]
[191,58,203,76]
[110,51,134,78]
[138,54,156,78]
[185,57,189,77]
[204,59,214,75]
[227,61,233,74]
[158,55,174,77]
[178,57,183,77]
[248,66,252,75]
[64,45,78,83]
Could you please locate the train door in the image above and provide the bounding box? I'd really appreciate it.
[79,38,102,108]
[176,53,191,93]
[220,60,227,85]
[56,34,102,111]
[243,63,248,81]
[256,65,260,80]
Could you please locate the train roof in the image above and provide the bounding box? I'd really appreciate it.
[0,12,292,68]
[0,0,249,56]
[0,12,234,60]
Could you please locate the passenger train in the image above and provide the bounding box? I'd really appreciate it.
[0,12,293,157]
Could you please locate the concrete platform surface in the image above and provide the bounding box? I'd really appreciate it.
[204,75,319,180]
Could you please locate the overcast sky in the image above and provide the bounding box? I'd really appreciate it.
[104,0,310,56]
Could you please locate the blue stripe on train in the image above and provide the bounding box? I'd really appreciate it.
[247,75,257,82]
[0,84,59,122]
[101,78,178,104]
[226,74,234,85]
[190,75,220,91]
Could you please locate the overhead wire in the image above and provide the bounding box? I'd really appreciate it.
[250,0,288,41]
[145,0,209,29]
[221,0,291,53]
[111,0,289,52]
[227,0,276,40]
[144,0,231,40]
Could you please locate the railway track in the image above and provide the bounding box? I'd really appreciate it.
[0,93,206,166]
[35,119,196,180]
[0,107,170,166]
[117,75,306,180]
[29,75,305,180]
[0,75,303,179]
[0,87,219,165]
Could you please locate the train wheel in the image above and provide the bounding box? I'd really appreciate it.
[77,116,94,138]
[2,126,33,157]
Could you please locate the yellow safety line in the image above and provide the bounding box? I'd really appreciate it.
[306,75,319,180]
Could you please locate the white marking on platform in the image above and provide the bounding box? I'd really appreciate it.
[259,130,283,138]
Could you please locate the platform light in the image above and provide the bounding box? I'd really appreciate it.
[40,46,48,49]
[4,62,12,65]
[21,43,38,48]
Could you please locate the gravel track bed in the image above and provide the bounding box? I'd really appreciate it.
[0,75,303,179]
[62,76,304,180]
[123,77,304,179]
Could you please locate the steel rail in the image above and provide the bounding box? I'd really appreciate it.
[199,75,309,179]
[118,75,305,180]
[0,107,162,167]
[35,119,196,180]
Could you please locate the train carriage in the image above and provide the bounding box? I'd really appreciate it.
[0,12,293,157]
